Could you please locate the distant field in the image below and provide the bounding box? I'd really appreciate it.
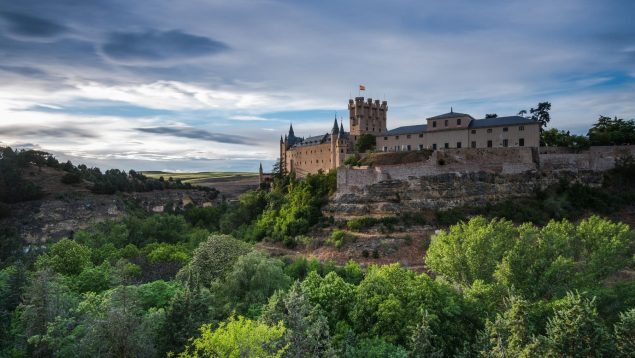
[141,171,258,185]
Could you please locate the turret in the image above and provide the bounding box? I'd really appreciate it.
[331,116,339,135]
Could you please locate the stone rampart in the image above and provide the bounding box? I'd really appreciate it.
[328,146,634,217]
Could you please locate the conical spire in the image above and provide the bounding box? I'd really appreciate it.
[280,135,283,144]
[339,119,345,134]
[289,123,295,137]
[332,115,339,134]
[259,162,263,173]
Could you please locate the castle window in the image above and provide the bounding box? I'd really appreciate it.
[419,133,423,138]
[432,143,437,150]
[384,136,388,140]
[444,143,449,149]
[407,145,411,151]
[418,144,424,150]
[487,128,493,133]
[503,127,508,132]
[519,126,525,131]
[395,136,399,139]
[471,130,476,134]
[503,139,509,147]
[471,141,476,148]
[383,146,387,152]
[340,149,344,153]
[487,140,493,148]
[406,134,411,139]
[519,138,525,147]
[433,121,437,128]
[445,120,448,127]
[457,118,462,125]
[457,142,462,148]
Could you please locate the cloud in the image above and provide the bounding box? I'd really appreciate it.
[229,115,268,121]
[0,125,97,138]
[135,126,249,144]
[100,29,229,65]
[0,11,67,39]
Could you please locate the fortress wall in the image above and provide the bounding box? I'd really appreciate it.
[328,146,633,217]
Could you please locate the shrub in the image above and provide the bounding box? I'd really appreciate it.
[61,172,81,184]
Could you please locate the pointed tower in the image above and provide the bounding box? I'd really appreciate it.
[258,162,264,184]
[331,115,339,135]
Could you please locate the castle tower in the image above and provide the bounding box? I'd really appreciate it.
[348,97,388,146]
[330,116,338,170]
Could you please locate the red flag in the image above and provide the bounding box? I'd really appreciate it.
[359,85,366,91]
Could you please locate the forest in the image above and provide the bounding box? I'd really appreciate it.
[0,148,634,357]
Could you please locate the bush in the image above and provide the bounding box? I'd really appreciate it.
[61,172,81,184]
[355,134,377,153]
[328,230,349,249]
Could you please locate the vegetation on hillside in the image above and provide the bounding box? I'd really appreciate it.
[0,147,217,204]
[1,203,633,357]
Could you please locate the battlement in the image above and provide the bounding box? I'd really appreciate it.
[348,97,388,110]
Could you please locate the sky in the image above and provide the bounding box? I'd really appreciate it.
[0,0,634,172]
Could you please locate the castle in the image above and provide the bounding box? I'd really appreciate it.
[280,96,540,177]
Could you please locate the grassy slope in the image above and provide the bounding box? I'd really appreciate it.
[141,171,258,184]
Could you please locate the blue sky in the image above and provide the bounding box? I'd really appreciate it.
[1,0,634,172]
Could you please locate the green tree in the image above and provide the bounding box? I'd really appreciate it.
[301,271,355,329]
[544,292,615,357]
[426,217,518,285]
[409,310,443,358]
[530,102,551,131]
[482,296,543,358]
[17,268,79,358]
[614,308,635,358]
[215,251,291,315]
[348,337,408,358]
[485,113,498,118]
[177,234,252,289]
[178,316,287,358]
[355,134,376,153]
[541,128,590,150]
[262,282,335,357]
[40,238,92,276]
[588,115,635,145]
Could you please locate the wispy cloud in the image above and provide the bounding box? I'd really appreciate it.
[135,126,250,144]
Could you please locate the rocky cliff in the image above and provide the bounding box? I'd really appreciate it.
[1,189,217,244]
[326,146,633,218]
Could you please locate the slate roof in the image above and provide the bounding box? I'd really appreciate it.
[468,116,537,128]
[384,116,537,136]
[385,124,427,135]
[427,111,472,120]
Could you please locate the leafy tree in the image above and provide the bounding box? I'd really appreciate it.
[409,310,443,358]
[588,115,635,145]
[426,217,518,285]
[541,128,590,150]
[348,337,408,358]
[78,285,163,357]
[40,238,92,276]
[482,296,542,358]
[614,308,635,358]
[262,282,335,357]
[178,315,287,358]
[177,234,252,289]
[215,251,291,315]
[301,271,355,329]
[544,292,615,357]
[355,134,376,153]
[141,214,188,244]
[485,113,498,118]
[17,268,79,358]
[530,102,551,131]
[159,288,216,356]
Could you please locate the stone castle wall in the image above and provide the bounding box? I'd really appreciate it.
[327,146,634,217]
